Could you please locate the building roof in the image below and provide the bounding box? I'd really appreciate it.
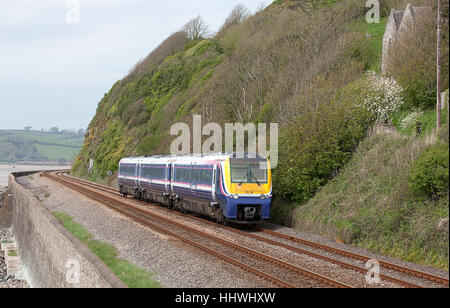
[393,10,405,29]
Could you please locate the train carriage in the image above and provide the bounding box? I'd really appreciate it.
[118,153,272,224]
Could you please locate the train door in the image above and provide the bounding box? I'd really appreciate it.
[212,165,217,202]
[170,161,175,195]
[134,162,140,188]
[165,161,171,194]
[190,162,196,196]
[215,165,222,198]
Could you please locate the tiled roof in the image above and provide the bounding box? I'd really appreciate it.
[410,6,433,16]
[393,10,404,29]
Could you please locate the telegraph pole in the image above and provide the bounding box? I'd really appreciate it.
[437,0,442,130]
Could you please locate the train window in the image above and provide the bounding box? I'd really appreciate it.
[190,168,213,185]
[230,161,268,183]
[185,168,191,182]
[120,165,135,177]
[249,162,267,183]
[181,168,186,182]
[203,169,213,185]
[195,169,201,183]
[150,166,155,179]
[156,167,165,180]
[142,166,150,179]
[175,167,183,182]
[230,163,248,183]
[141,165,166,180]
[191,169,197,183]
[198,169,204,184]
[177,166,191,183]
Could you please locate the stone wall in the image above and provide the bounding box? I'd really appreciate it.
[8,172,127,288]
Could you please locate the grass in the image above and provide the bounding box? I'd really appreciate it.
[391,107,448,136]
[34,144,79,161]
[0,130,84,147]
[8,250,18,257]
[0,130,83,163]
[53,211,161,288]
[347,17,388,72]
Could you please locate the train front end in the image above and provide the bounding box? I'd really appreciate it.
[220,156,272,223]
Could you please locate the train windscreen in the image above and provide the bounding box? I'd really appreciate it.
[230,159,268,184]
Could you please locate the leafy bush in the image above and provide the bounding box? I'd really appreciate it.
[94,121,130,177]
[273,83,373,203]
[399,110,423,130]
[409,144,449,198]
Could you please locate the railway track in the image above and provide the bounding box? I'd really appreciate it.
[44,171,449,288]
[44,170,350,288]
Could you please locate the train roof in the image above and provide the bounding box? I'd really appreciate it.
[119,153,267,165]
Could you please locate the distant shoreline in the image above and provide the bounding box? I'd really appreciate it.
[0,164,70,187]
[0,161,72,167]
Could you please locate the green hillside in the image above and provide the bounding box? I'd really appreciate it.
[73,0,384,178]
[73,0,449,268]
[0,130,83,164]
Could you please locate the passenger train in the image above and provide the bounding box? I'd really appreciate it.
[118,153,272,224]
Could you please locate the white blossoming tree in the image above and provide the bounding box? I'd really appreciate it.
[363,71,404,123]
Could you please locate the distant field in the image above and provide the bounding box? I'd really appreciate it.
[0,130,84,163]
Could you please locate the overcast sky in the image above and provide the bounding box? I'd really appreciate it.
[0,0,267,130]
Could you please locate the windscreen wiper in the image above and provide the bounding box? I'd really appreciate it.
[250,172,261,186]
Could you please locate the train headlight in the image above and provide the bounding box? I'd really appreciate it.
[233,194,239,199]
[260,194,266,199]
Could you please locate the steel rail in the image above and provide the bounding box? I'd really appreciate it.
[256,228,449,286]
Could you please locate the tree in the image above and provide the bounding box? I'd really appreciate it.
[50,127,59,134]
[24,126,32,131]
[128,31,189,79]
[220,4,250,32]
[182,16,209,40]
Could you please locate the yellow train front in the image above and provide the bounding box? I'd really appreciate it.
[216,155,272,223]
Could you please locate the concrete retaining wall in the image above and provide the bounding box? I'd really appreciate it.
[8,172,127,288]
